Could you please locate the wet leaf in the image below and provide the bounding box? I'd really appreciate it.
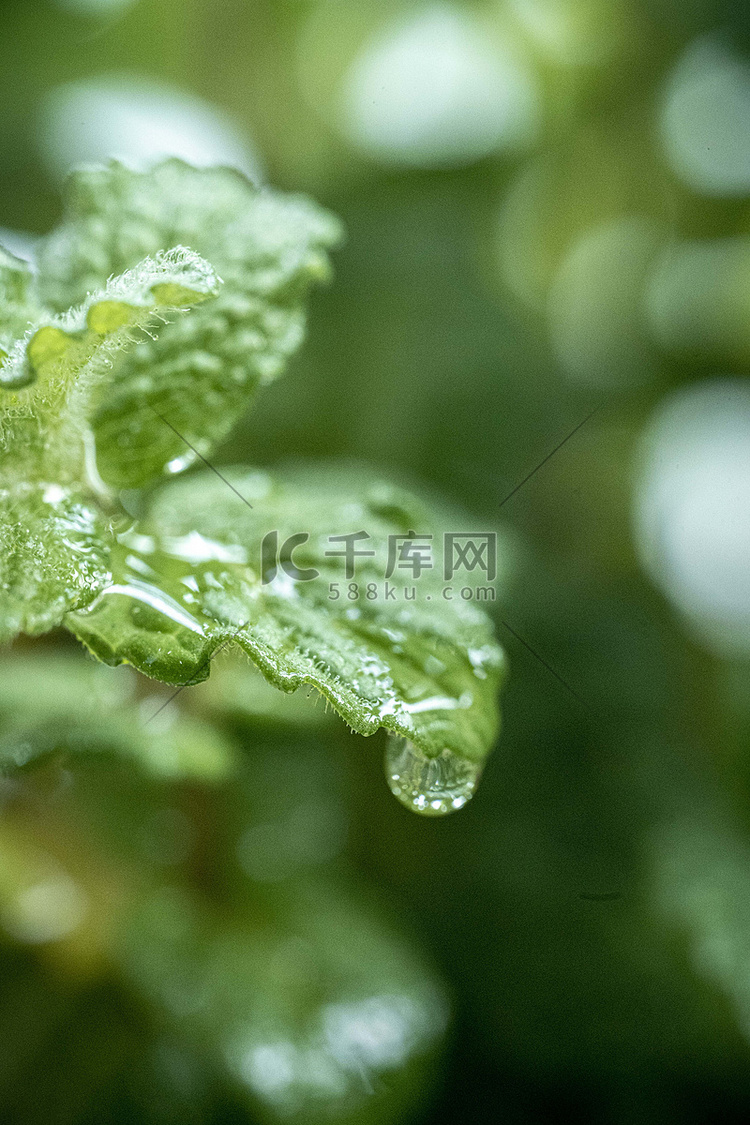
[66,467,506,814]
[36,159,343,488]
[0,246,219,484]
[0,485,110,643]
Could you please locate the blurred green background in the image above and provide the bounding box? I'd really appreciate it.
[2,0,750,1121]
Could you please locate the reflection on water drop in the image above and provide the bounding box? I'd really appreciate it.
[385,735,480,816]
[88,578,205,635]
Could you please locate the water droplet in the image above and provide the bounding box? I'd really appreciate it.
[85,578,205,634]
[384,735,481,816]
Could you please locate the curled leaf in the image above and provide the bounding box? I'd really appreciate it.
[36,159,343,488]
[0,247,220,486]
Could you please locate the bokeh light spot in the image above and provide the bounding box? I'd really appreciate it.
[548,215,663,386]
[339,4,538,167]
[660,36,750,197]
[39,75,262,182]
[634,379,750,657]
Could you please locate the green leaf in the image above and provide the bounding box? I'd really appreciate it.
[0,484,110,643]
[0,652,236,781]
[118,879,448,1125]
[0,249,221,645]
[0,246,41,351]
[66,467,506,814]
[0,246,219,489]
[36,159,343,488]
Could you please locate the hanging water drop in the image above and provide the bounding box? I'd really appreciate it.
[384,735,481,816]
